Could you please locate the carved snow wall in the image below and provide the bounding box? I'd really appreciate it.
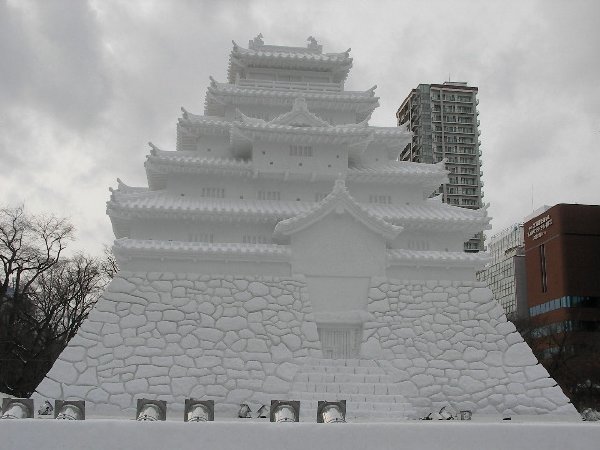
[34,272,321,417]
[361,278,574,415]
[34,273,576,417]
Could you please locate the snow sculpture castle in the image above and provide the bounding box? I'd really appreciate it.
[35,36,575,418]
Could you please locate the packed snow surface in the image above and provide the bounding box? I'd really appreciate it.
[1,420,599,450]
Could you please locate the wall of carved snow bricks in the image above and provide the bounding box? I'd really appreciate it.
[35,273,577,418]
[34,272,321,417]
[361,278,576,415]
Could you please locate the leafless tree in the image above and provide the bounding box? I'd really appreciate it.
[0,206,113,396]
[1,205,74,315]
[100,244,119,280]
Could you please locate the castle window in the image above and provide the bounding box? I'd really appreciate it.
[242,235,270,244]
[201,187,225,198]
[289,145,313,157]
[258,191,281,201]
[408,239,429,250]
[189,233,213,243]
[368,195,392,204]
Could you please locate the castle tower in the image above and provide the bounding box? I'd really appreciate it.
[34,36,575,419]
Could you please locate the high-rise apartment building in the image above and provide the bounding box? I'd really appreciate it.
[396,82,483,252]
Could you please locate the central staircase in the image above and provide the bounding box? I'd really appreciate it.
[287,358,416,420]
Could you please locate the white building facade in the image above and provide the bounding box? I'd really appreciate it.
[34,36,575,419]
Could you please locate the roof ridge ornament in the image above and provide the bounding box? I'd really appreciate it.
[332,176,347,194]
[148,142,159,156]
[235,108,266,124]
[294,97,309,112]
[249,33,264,49]
[307,36,322,53]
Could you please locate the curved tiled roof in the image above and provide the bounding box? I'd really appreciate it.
[146,148,251,171]
[348,160,447,177]
[387,249,491,267]
[208,81,378,101]
[179,109,231,127]
[114,238,291,261]
[107,188,490,232]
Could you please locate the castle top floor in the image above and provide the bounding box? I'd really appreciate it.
[228,35,353,91]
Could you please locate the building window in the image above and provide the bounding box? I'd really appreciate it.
[540,244,548,293]
[258,191,281,201]
[201,188,225,198]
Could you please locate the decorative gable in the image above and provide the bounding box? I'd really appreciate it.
[274,178,402,241]
[268,97,331,127]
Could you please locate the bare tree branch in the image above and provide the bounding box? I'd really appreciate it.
[0,205,113,397]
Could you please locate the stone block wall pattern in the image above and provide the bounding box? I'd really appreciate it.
[34,273,576,418]
[361,279,574,416]
[35,272,321,417]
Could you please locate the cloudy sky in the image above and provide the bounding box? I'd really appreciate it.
[1,0,599,256]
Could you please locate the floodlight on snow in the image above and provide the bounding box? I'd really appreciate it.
[270,401,299,423]
[38,400,53,416]
[317,401,346,423]
[459,410,472,421]
[136,399,166,421]
[438,406,454,420]
[238,403,252,418]
[54,400,85,420]
[1,398,34,419]
[184,399,214,422]
[256,404,269,418]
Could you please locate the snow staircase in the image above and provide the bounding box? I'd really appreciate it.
[287,358,416,420]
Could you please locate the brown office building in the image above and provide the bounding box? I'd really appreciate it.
[524,204,600,409]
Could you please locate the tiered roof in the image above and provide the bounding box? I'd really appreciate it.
[228,35,353,84]
[145,144,253,190]
[113,237,490,270]
[204,79,379,120]
[387,249,491,267]
[108,184,490,236]
[110,36,492,267]
[114,238,290,262]
[180,96,413,160]
[144,148,447,195]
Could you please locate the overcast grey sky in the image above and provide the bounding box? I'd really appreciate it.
[1,0,599,255]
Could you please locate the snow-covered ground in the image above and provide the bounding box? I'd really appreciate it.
[1,419,599,450]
